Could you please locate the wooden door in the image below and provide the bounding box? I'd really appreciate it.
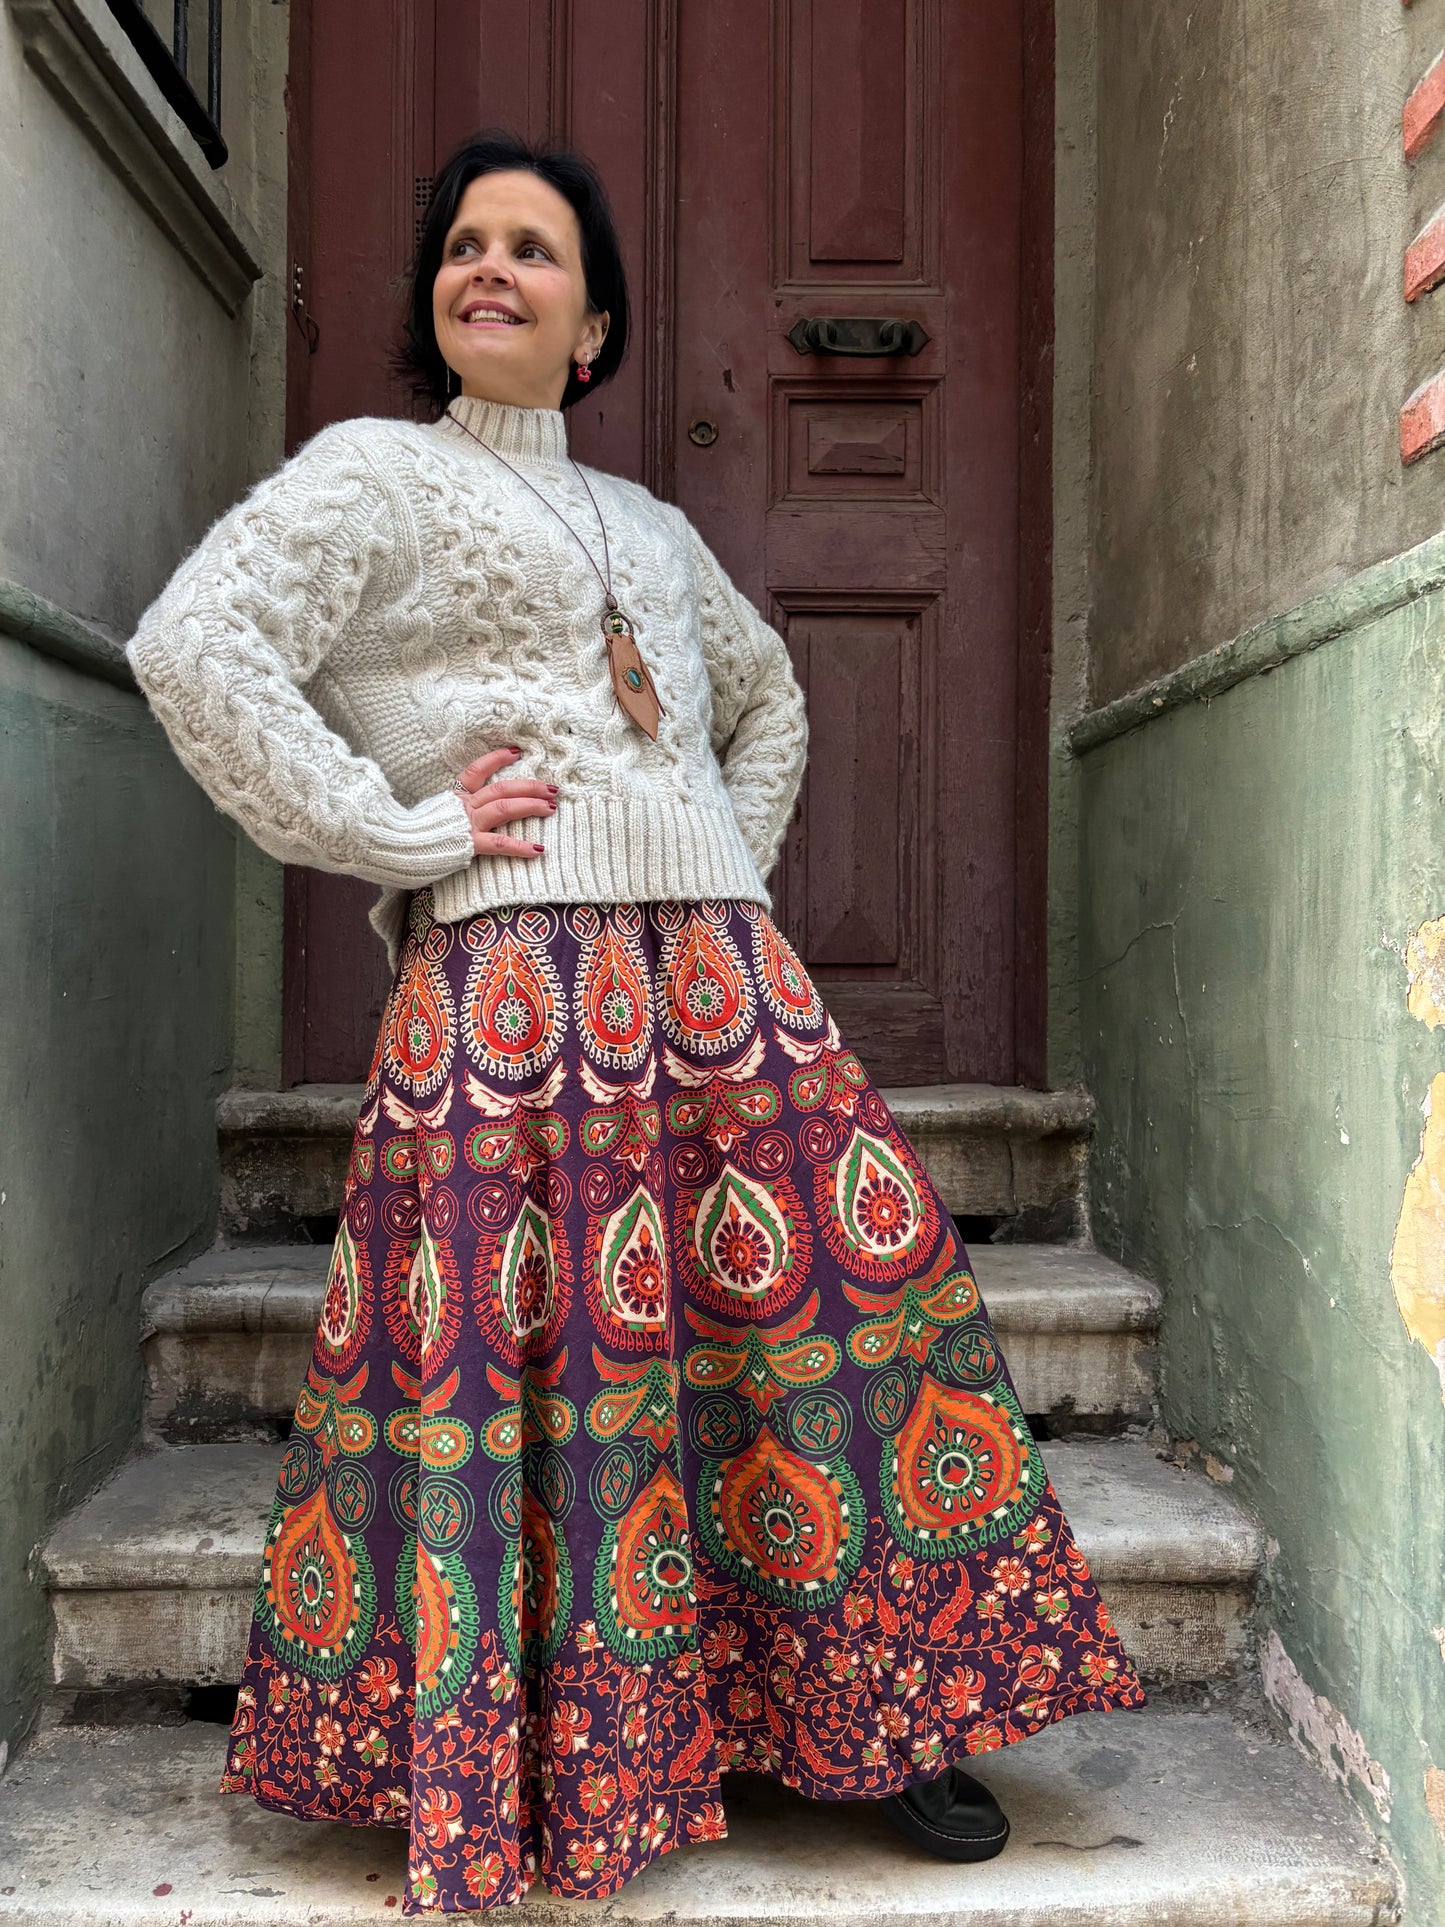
[283,0,1051,1089]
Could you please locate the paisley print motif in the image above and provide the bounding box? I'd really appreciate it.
[882,1372,1046,1557]
[658,905,754,1056]
[688,1160,793,1299]
[586,1182,669,1342]
[817,1122,940,1279]
[573,907,654,1069]
[384,947,455,1098]
[380,1224,426,1365]
[317,1217,370,1373]
[406,1221,464,1367]
[257,1476,378,1681]
[474,1194,572,1357]
[785,1025,869,1118]
[462,921,564,1079]
[748,910,825,1030]
[594,1461,697,1658]
[223,895,1145,1920]
[578,1062,661,1170]
[501,1486,572,1669]
[400,1532,480,1720]
[683,1290,839,1414]
[585,1351,679,1451]
[843,1242,982,1370]
[697,1423,863,1607]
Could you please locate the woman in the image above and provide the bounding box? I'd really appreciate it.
[126,129,1144,1915]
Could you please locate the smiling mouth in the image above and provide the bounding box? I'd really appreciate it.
[458,307,527,327]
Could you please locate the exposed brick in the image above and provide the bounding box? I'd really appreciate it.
[1405,52,1445,161]
[1400,368,1445,464]
[1406,202,1445,300]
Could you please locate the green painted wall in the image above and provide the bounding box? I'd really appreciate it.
[0,633,234,1762]
[1077,547,1445,1904]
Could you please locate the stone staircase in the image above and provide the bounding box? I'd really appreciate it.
[0,1084,1401,1924]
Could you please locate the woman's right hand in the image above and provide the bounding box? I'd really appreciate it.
[451,746,559,858]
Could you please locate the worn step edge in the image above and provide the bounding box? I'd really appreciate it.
[882,1081,1094,1138]
[217,1081,1096,1141]
[0,1709,1399,1925]
[219,1086,1093,1235]
[142,1242,1162,1339]
[42,1437,1258,1596]
[44,1438,1258,1687]
[141,1253,1160,1443]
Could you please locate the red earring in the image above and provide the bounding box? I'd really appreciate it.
[576,357,592,383]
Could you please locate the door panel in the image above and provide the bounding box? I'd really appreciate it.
[283,0,1044,1088]
[672,0,1025,1082]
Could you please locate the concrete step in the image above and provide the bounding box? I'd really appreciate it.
[42,1437,1258,1693]
[218,1081,1096,1240]
[141,1242,1160,1444]
[0,1707,1398,1924]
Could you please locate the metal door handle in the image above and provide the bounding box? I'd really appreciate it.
[786,315,929,357]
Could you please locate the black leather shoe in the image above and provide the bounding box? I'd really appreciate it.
[876,1762,1010,1862]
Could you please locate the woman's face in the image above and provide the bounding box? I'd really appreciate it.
[432,169,608,411]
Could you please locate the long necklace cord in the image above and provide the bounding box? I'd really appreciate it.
[444,404,610,602]
[443,402,665,722]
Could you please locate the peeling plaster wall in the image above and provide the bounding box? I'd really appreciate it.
[1091,0,1445,706]
[0,0,289,1760]
[1078,561,1445,1899]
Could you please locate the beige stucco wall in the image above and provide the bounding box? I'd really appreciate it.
[0,0,287,625]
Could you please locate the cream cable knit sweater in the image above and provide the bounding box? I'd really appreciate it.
[126,394,809,968]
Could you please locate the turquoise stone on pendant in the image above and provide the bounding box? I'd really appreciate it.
[624,667,642,690]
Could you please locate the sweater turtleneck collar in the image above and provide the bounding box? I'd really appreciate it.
[440,392,570,468]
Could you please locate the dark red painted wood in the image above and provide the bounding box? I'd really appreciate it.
[673,0,1027,1082]
[282,0,1045,1088]
[280,0,435,1083]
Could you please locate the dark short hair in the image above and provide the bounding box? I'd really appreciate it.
[393,128,629,415]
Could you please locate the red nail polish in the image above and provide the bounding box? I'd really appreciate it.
[507,744,522,753]
[532,842,545,853]
[546,784,560,794]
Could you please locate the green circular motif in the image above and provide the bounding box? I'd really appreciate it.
[688,1394,746,1456]
[327,1459,376,1531]
[417,1473,476,1551]
[864,1365,911,1437]
[388,1462,417,1530]
[946,1322,1002,1386]
[534,1446,576,1520]
[487,1465,523,1538]
[787,1390,853,1454]
[278,1437,315,1500]
[590,1442,638,1518]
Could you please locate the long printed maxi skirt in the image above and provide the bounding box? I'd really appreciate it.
[220,890,1145,1911]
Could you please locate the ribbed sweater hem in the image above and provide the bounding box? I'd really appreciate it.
[371,795,773,967]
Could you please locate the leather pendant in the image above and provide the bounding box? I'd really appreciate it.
[603,606,665,740]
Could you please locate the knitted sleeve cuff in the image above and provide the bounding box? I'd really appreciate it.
[361,787,478,883]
